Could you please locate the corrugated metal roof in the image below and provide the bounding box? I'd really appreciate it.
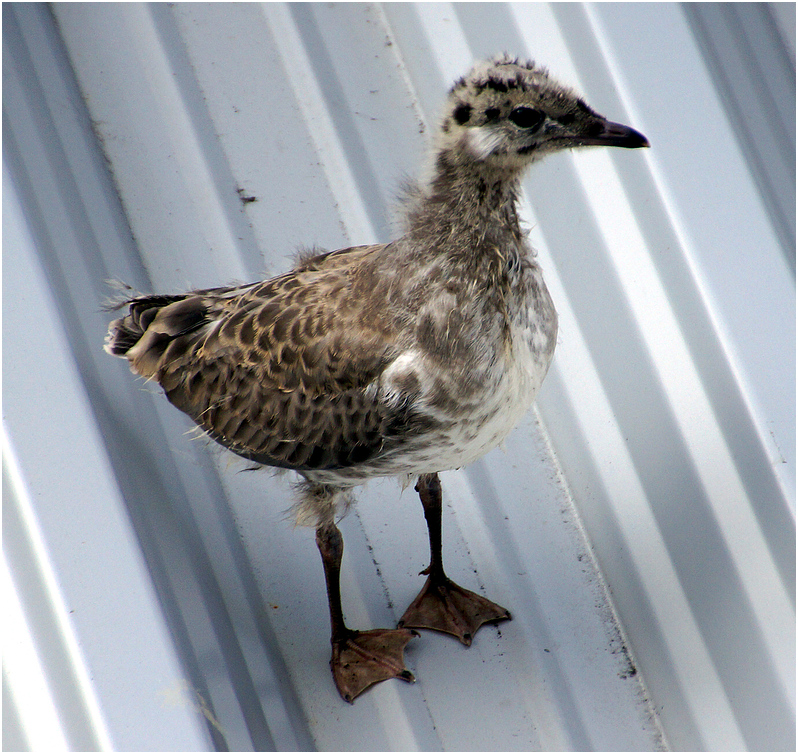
[4,2,794,750]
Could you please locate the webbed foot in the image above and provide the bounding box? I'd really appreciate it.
[399,571,511,645]
[331,627,417,703]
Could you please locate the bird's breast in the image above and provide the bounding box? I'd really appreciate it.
[373,263,558,474]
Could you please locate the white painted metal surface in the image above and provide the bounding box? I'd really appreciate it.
[4,2,794,750]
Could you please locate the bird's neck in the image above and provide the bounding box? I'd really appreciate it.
[405,148,526,253]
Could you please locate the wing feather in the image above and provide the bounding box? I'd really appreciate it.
[109,245,419,470]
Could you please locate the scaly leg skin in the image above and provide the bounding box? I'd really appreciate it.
[398,473,511,645]
[316,522,417,703]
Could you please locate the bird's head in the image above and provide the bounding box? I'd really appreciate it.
[438,55,649,174]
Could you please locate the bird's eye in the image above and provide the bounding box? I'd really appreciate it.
[509,107,544,130]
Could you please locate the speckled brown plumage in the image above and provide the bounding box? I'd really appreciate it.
[106,54,648,702]
[109,246,410,472]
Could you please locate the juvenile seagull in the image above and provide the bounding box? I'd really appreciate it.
[106,55,648,703]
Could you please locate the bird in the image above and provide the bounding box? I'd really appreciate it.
[105,54,649,703]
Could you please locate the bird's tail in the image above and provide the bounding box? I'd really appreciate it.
[104,293,193,355]
[104,283,213,383]
[105,296,185,356]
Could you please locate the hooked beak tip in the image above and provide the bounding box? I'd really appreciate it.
[587,120,650,149]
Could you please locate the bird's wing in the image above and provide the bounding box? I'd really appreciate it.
[115,245,419,470]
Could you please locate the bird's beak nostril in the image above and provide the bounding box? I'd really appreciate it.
[576,119,650,149]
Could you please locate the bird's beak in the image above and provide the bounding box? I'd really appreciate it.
[578,119,650,149]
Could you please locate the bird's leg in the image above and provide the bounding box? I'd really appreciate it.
[398,473,511,645]
[315,522,416,703]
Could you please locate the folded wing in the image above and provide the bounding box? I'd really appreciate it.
[106,246,416,470]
